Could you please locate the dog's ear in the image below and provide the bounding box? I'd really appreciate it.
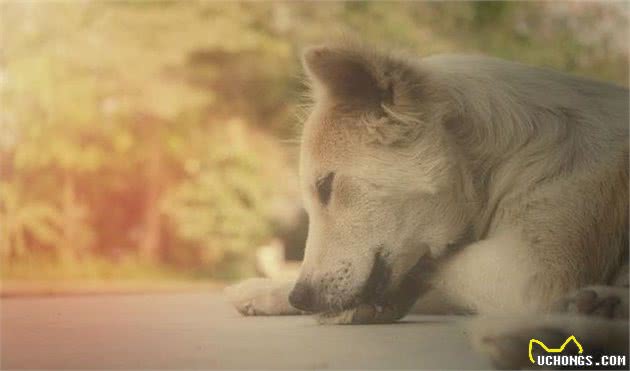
[302,45,391,105]
[302,44,440,146]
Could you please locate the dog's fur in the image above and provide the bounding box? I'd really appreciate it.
[226,42,629,368]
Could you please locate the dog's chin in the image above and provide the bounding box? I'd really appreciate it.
[315,255,435,325]
[313,252,436,325]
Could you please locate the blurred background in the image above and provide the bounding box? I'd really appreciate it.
[0,1,627,292]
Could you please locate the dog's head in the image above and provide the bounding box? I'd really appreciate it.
[289,43,477,314]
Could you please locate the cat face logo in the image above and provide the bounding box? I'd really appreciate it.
[529,335,583,364]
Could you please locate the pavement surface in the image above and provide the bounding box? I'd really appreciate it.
[1,291,492,369]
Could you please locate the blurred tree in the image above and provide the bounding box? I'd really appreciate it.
[0,1,625,280]
[0,1,297,271]
[0,181,62,258]
[162,119,289,274]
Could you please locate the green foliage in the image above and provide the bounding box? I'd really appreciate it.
[163,119,287,270]
[0,181,63,257]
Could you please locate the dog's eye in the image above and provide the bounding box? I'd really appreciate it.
[316,172,335,206]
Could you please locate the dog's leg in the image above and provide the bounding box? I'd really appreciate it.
[428,232,551,315]
[429,228,625,316]
[224,278,305,316]
[402,232,563,316]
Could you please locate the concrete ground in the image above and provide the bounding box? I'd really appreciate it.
[1,291,492,369]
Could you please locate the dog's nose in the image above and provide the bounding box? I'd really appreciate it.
[289,282,316,311]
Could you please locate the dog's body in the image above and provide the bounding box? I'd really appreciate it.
[226,43,628,368]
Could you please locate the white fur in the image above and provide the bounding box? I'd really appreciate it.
[227,44,628,329]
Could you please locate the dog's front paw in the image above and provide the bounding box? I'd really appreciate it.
[224,278,304,316]
[552,285,628,319]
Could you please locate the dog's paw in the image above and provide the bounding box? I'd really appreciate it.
[224,278,304,316]
[552,286,628,319]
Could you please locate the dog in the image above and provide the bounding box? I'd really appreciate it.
[226,41,628,368]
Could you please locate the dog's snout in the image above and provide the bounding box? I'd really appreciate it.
[289,282,316,311]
